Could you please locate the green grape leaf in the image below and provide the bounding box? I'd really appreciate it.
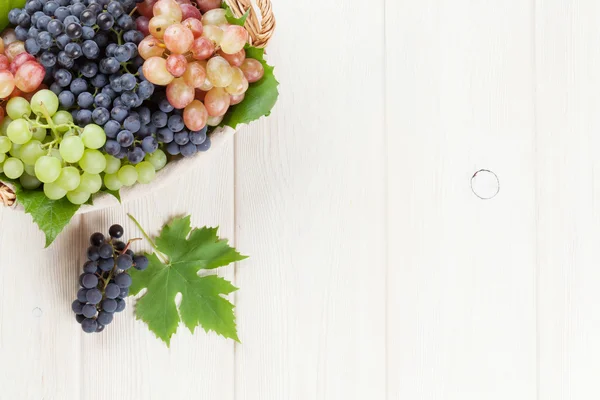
[129,215,247,346]
[0,174,79,247]
[0,0,27,32]
[221,46,279,129]
[221,2,249,26]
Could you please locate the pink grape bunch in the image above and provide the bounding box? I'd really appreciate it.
[135,0,265,132]
[0,29,46,124]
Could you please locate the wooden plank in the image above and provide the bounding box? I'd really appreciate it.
[233,0,387,398]
[77,140,236,400]
[0,209,82,399]
[386,1,537,398]
[536,1,600,398]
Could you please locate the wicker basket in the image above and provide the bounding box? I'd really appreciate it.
[0,0,275,213]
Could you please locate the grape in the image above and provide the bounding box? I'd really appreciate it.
[7,118,32,144]
[204,87,231,117]
[191,37,215,61]
[183,100,208,131]
[138,36,165,59]
[136,16,151,36]
[19,140,44,165]
[166,54,188,78]
[78,172,102,194]
[0,137,11,153]
[166,78,195,109]
[11,61,42,94]
[153,0,183,22]
[0,70,16,98]
[219,48,246,67]
[206,115,223,127]
[90,233,105,247]
[104,154,121,174]
[136,161,156,184]
[115,272,132,288]
[201,9,227,26]
[196,0,222,12]
[67,189,91,205]
[6,42,27,61]
[226,67,249,96]
[81,318,97,333]
[133,255,149,271]
[183,61,207,88]
[190,126,208,145]
[79,149,107,174]
[71,300,84,314]
[182,18,203,38]
[20,173,42,190]
[146,149,167,170]
[59,136,85,163]
[30,89,59,116]
[166,141,180,155]
[164,24,194,54]
[109,224,124,239]
[81,124,107,149]
[3,157,24,179]
[105,283,120,299]
[55,166,81,191]
[143,57,174,85]
[43,182,67,200]
[101,298,118,313]
[230,93,245,105]
[116,254,133,270]
[117,130,134,147]
[220,25,248,55]
[202,25,223,46]
[82,303,97,318]
[241,58,265,83]
[0,54,10,70]
[148,16,171,39]
[104,173,122,191]
[180,142,197,157]
[117,165,138,186]
[50,111,72,135]
[31,126,46,141]
[206,56,234,88]
[9,143,22,158]
[86,289,103,305]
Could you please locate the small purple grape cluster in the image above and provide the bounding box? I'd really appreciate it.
[71,224,149,333]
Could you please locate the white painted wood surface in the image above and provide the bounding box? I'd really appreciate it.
[0,0,597,398]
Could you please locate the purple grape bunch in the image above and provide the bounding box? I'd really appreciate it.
[71,224,149,333]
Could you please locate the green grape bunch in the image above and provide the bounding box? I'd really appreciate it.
[0,90,164,205]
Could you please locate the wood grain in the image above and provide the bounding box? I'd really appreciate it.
[386,1,537,399]
[536,1,600,398]
[5,0,600,398]
[233,0,387,399]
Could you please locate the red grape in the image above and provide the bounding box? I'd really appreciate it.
[204,87,230,117]
[240,59,265,83]
[166,54,188,77]
[218,49,246,67]
[181,4,202,20]
[182,18,204,38]
[191,37,215,60]
[9,52,35,75]
[196,0,221,13]
[166,78,195,109]
[14,61,45,93]
[183,100,208,131]
[136,16,151,36]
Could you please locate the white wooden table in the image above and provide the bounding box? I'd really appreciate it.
[0,0,597,398]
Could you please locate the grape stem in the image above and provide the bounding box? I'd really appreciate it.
[127,214,170,264]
